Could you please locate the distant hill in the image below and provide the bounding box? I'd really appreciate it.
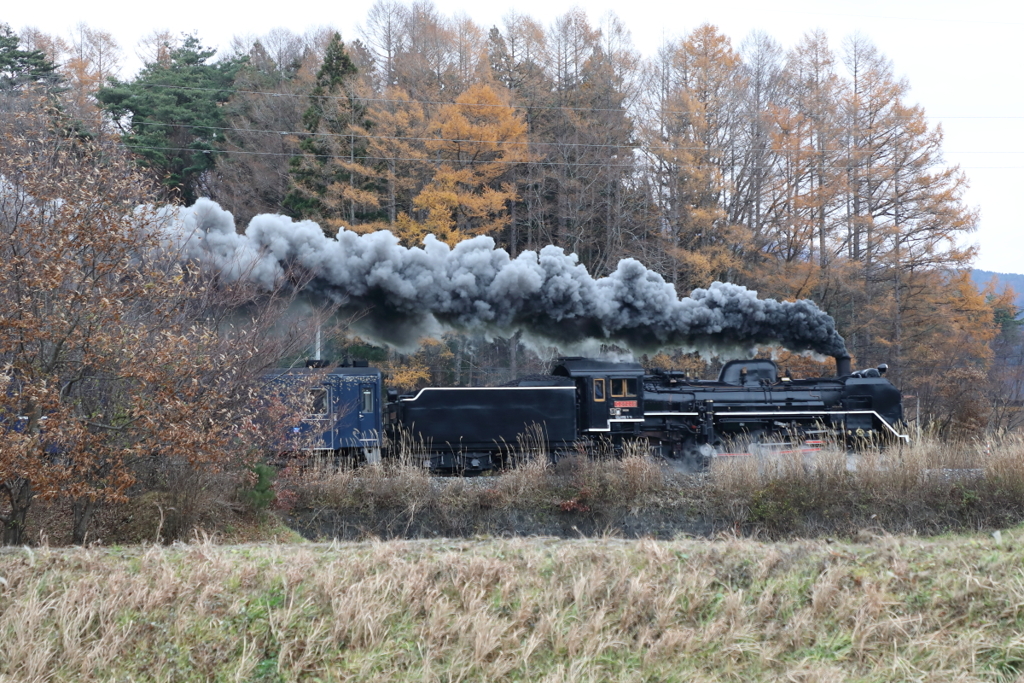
[972,269,1024,310]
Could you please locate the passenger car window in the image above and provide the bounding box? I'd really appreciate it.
[362,387,373,413]
[308,387,328,415]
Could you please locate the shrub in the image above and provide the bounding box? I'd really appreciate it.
[239,464,278,512]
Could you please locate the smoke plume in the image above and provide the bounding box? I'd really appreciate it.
[156,199,847,357]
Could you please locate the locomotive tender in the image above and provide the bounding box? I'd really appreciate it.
[269,355,905,471]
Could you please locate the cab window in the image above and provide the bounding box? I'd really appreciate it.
[611,378,638,397]
[593,378,606,402]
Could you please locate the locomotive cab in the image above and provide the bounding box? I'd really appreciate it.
[552,358,645,435]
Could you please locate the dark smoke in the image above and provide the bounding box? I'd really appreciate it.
[156,199,847,357]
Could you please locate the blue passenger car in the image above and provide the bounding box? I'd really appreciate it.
[263,363,383,463]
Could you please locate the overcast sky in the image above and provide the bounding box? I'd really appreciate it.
[8,0,1023,274]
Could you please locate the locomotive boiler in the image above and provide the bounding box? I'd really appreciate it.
[638,356,905,467]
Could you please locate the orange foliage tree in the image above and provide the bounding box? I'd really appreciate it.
[413,82,530,245]
[0,103,306,544]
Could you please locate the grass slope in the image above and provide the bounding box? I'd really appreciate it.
[2,530,1024,682]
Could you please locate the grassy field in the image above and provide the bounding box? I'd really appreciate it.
[3,528,1024,682]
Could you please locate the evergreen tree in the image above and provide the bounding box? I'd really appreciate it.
[97,34,244,204]
[284,33,377,228]
[0,23,60,92]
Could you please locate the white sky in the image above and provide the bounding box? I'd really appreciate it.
[8,0,1024,274]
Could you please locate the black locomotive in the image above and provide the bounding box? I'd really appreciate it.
[387,355,906,472]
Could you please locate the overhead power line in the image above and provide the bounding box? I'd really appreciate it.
[126,82,1024,122]
[121,118,1022,156]
[123,143,1022,171]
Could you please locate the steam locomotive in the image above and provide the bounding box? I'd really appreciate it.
[272,354,906,471]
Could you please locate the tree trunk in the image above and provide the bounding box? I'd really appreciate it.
[509,193,519,257]
[2,478,33,546]
[818,138,827,269]
[72,497,98,545]
[387,159,397,224]
[509,330,520,379]
[349,133,356,225]
[454,338,463,386]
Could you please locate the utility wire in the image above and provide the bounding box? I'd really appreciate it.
[125,81,1024,121]
[122,143,1021,171]
[119,119,1020,156]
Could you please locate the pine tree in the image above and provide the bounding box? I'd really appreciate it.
[0,23,61,92]
[96,34,243,204]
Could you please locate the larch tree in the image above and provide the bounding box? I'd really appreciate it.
[413,82,530,244]
[734,31,785,255]
[62,23,122,139]
[393,0,461,102]
[450,13,487,89]
[361,0,409,91]
[357,87,429,238]
[134,30,179,67]
[782,30,845,270]
[861,99,978,386]
[535,8,638,274]
[487,11,552,256]
[641,24,749,292]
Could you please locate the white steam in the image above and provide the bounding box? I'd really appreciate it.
[155,198,847,357]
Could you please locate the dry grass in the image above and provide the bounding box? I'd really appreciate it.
[30,434,1024,547]
[707,434,1024,537]
[3,529,1024,682]
[284,437,670,515]
[272,434,1024,542]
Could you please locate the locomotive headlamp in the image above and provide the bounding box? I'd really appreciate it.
[877,364,888,375]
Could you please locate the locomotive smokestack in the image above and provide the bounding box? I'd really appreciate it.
[835,355,851,377]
